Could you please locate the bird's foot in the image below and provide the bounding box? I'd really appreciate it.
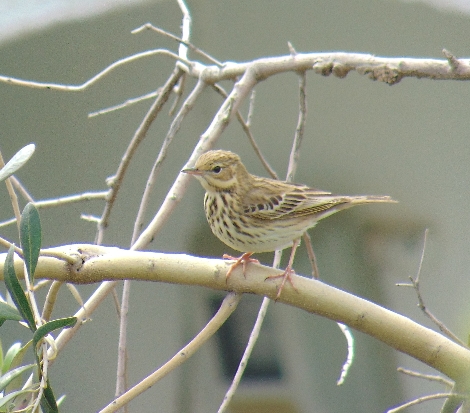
[223,252,259,281]
[265,265,299,300]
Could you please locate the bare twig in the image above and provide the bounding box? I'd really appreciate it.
[0,49,190,91]
[397,367,453,387]
[88,90,159,118]
[386,393,467,413]
[115,4,195,406]
[210,84,278,179]
[95,66,185,245]
[9,175,34,202]
[0,191,108,228]
[100,293,242,413]
[397,229,467,348]
[286,70,307,182]
[218,252,283,413]
[219,72,307,411]
[442,49,461,73]
[336,322,354,385]
[168,74,186,116]
[132,23,222,67]
[131,79,206,242]
[176,0,191,62]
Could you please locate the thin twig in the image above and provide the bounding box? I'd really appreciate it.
[99,293,242,413]
[397,367,453,387]
[88,90,159,118]
[177,0,191,62]
[132,23,222,67]
[95,66,185,245]
[218,253,283,413]
[397,229,467,348]
[219,72,308,411]
[115,279,131,401]
[116,4,194,406]
[0,191,109,228]
[132,64,260,250]
[0,49,190,91]
[131,79,206,242]
[168,74,186,116]
[9,175,34,202]
[387,393,467,413]
[286,70,307,182]
[211,84,278,179]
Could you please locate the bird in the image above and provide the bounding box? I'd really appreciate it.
[182,149,396,299]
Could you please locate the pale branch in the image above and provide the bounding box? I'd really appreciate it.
[130,78,206,243]
[116,4,194,403]
[192,51,470,85]
[0,49,191,91]
[387,393,468,413]
[132,23,222,66]
[219,249,284,413]
[0,190,108,228]
[131,65,259,249]
[1,51,467,95]
[397,367,453,387]
[95,66,185,244]
[88,90,159,118]
[2,243,470,386]
[210,85,278,179]
[99,292,241,413]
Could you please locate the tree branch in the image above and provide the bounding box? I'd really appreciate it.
[1,244,470,387]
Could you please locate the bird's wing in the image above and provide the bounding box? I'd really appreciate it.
[242,179,343,220]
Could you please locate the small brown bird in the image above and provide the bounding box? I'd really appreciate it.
[183,150,396,298]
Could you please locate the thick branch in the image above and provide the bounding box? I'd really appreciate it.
[2,244,470,386]
[193,51,470,85]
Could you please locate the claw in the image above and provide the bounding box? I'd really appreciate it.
[223,252,259,281]
[265,265,299,300]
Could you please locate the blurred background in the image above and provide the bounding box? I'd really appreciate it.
[0,0,469,412]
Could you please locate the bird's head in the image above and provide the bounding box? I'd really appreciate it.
[182,150,248,192]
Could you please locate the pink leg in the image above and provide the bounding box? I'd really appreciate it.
[266,239,301,299]
[223,252,259,281]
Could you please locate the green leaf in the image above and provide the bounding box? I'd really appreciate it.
[5,341,32,393]
[0,301,22,325]
[20,203,42,283]
[0,364,35,393]
[0,143,35,182]
[2,343,21,374]
[40,379,58,413]
[3,246,36,331]
[33,317,77,355]
[0,387,35,411]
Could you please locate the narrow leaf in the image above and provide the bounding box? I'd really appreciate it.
[5,341,32,393]
[2,342,22,374]
[33,317,77,353]
[40,379,58,413]
[20,203,42,283]
[0,143,35,182]
[0,387,35,411]
[0,301,22,326]
[0,363,35,393]
[3,246,36,331]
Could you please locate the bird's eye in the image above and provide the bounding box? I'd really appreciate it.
[212,166,222,173]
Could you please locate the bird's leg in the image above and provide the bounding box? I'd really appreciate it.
[223,252,259,281]
[302,232,320,279]
[266,238,301,299]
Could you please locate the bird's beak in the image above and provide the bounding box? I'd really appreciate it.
[182,167,203,176]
